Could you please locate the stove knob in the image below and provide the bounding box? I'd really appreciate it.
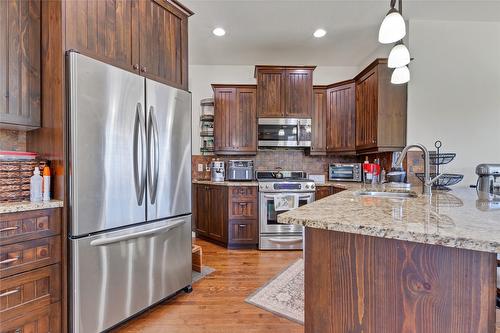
[266,184,270,189]
[305,184,310,189]
[311,184,315,189]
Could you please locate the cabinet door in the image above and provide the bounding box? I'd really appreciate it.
[65,0,138,73]
[315,186,332,200]
[213,87,236,153]
[207,185,227,243]
[256,68,285,117]
[1,302,61,333]
[326,82,356,153]
[228,220,258,245]
[356,69,378,149]
[194,185,209,236]
[311,87,327,154]
[0,0,41,129]
[138,0,188,90]
[285,69,313,118]
[234,88,257,153]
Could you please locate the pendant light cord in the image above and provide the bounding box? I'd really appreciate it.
[399,0,403,14]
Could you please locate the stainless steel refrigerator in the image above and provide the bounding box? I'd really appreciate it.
[67,52,192,333]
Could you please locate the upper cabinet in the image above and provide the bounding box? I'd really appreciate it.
[65,0,192,90]
[212,84,257,155]
[255,66,315,118]
[0,0,41,130]
[326,81,356,154]
[355,59,407,153]
[311,86,327,155]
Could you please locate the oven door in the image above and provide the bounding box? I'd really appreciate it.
[258,118,311,147]
[259,192,313,234]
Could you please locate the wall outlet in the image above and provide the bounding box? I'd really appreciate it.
[197,164,204,172]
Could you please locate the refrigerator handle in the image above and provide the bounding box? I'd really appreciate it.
[89,219,186,246]
[133,103,147,205]
[147,106,160,204]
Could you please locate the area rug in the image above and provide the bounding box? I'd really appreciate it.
[246,259,304,324]
[192,266,216,283]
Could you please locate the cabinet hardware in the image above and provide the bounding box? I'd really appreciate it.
[141,66,147,73]
[133,64,139,70]
[238,224,246,228]
[0,257,20,265]
[0,288,20,298]
[0,226,19,233]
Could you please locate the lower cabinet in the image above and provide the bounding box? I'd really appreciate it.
[194,184,258,248]
[315,185,345,200]
[0,208,62,333]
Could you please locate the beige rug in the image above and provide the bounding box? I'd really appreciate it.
[246,259,304,324]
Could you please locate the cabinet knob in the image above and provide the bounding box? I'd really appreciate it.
[141,66,147,73]
[372,139,376,143]
[133,64,139,70]
[239,224,246,228]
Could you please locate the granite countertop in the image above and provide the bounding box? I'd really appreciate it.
[278,186,500,253]
[192,179,259,186]
[0,200,64,214]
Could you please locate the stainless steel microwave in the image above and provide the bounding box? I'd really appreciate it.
[258,118,311,148]
[329,163,363,182]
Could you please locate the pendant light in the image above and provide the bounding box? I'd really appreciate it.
[391,66,410,84]
[388,41,410,68]
[378,0,406,44]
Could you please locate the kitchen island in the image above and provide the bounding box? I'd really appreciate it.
[278,187,500,333]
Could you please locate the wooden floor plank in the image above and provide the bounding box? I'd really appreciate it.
[113,239,304,333]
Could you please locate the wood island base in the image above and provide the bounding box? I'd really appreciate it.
[304,227,497,333]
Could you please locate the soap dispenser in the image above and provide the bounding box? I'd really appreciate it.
[30,167,43,202]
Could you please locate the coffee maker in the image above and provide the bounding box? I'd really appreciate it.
[475,164,500,210]
[210,160,225,182]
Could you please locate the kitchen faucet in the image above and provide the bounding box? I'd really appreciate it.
[395,143,443,195]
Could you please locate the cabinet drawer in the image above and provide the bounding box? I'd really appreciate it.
[0,264,61,322]
[0,301,60,333]
[230,187,257,201]
[229,200,257,219]
[0,209,61,246]
[228,220,258,245]
[0,236,61,278]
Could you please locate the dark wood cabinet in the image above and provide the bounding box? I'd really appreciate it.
[194,184,258,248]
[65,0,191,90]
[311,86,327,155]
[255,66,315,118]
[0,0,41,130]
[193,184,228,244]
[326,81,356,154]
[315,185,345,200]
[212,84,257,155]
[355,59,407,153]
[0,208,62,332]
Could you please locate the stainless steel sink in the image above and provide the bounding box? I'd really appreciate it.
[355,191,418,199]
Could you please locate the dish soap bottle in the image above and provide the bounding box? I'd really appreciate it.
[30,167,43,202]
[42,166,51,201]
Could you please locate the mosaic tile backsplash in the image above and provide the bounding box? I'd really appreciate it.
[0,129,26,151]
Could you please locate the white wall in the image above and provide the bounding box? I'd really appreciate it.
[407,19,500,187]
[188,65,358,154]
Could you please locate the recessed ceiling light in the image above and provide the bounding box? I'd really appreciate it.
[212,27,226,37]
[313,29,327,38]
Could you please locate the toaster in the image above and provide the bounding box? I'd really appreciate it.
[227,160,254,181]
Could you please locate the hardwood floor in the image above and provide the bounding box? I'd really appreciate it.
[114,239,304,333]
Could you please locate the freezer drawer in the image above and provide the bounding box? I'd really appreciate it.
[71,215,192,333]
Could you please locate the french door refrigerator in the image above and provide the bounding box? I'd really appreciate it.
[67,52,192,333]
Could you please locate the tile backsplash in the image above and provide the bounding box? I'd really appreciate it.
[0,129,26,151]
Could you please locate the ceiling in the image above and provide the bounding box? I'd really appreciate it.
[184,0,500,66]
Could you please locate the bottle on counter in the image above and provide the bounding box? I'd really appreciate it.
[30,167,43,202]
[363,158,372,185]
[42,166,51,201]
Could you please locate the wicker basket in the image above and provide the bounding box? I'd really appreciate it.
[0,160,39,202]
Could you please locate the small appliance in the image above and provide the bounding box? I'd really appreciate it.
[227,160,254,181]
[257,170,314,250]
[475,164,500,200]
[329,163,363,182]
[258,118,312,148]
[210,160,225,182]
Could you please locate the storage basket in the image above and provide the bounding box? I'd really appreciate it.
[0,160,39,202]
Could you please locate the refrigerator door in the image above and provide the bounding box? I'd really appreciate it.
[68,52,147,236]
[71,215,192,333]
[146,80,192,221]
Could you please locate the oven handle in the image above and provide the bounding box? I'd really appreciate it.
[268,237,302,244]
[263,194,313,200]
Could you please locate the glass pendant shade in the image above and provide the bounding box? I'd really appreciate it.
[378,8,406,44]
[388,42,410,68]
[391,66,410,84]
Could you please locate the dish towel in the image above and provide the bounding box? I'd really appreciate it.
[274,194,300,211]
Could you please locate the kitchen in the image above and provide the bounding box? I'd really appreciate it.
[0,1,499,333]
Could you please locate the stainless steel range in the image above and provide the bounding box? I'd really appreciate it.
[257,171,315,250]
